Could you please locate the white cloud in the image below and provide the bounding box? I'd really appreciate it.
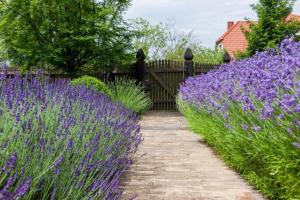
[126,0,300,48]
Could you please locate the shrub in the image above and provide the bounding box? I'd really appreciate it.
[71,75,112,98]
[178,38,300,199]
[0,74,142,199]
[109,78,151,114]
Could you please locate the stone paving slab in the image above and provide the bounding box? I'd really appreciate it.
[121,112,265,200]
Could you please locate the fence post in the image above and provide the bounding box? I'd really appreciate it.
[135,49,146,85]
[102,71,115,83]
[184,48,194,78]
[223,51,231,63]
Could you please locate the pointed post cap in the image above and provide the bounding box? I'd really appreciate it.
[184,48,193,60]
[136,49,146,61]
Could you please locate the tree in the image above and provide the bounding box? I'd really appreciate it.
[163,31,225,64]
[131,19,224,64]
[0,0,134,76]
[131,18,169,60]
[245,0,300,56]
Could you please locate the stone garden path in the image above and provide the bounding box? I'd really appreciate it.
[121,112,265,200]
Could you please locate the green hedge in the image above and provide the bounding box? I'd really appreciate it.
[71,76,112,98]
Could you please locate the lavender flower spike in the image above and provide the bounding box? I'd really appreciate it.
[12,177,32,199]
[7,152,18,169]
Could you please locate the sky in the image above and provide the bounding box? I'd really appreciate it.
[125,0,300,48]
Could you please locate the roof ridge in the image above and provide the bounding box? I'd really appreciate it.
[216,21,251,43]
[289,13,300,17]
[285,13,300,22]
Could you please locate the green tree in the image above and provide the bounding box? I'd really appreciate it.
[0,0,134,76]
[131,18,169,60]
[164,31,224,64]
[245,0,300,56]
[131,19,224,64]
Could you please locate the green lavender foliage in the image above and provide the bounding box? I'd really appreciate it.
[178,99,300,199]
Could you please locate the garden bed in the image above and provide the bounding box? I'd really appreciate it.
[0,74,142,199]
[178,38,300,199]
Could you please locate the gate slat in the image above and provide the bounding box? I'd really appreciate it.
[168,60,171,110]
[162,59,165,111]
[148,69,176,98]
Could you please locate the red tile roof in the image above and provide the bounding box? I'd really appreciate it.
[286,14,300,22]
[216,14,300,58]
[216,21,252,58]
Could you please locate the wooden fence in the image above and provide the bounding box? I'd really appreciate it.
[1,48,228,111]
[111,48,222,110]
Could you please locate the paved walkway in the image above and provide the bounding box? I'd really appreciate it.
[121,112,265,200]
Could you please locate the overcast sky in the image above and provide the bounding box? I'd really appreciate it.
[125,0,300,48]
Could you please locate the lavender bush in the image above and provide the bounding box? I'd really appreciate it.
[178,38,300,199]
[0,73,142,199]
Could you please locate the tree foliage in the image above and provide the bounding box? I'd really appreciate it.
[131,18,169,60]
[245,0,300,56]
[164,31,225,64]
[131,18,224,64]
[0,0,134,75]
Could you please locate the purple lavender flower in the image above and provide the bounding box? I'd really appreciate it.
[294,105,300,114]
[11,177,31,199]
[54,155,64,168]
[7,152,18,169]
[55,168,61,175]
[280,94,296,108]
[179,38,299,140]
[66,138,74,150]
[21,121,26,132]
[1,175,16,191]
[0,71,142,199]
[278,114,285,120]
[74,168,81,177]
[0,189,10,200]
[292,142,300,150]
[1,140,8,149]
[242,124,249,131]
[253,126,261,132]
[15,113,20,123]
[39,138,46,152]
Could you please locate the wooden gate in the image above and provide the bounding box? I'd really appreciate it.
[110,48,222,111]
[143,60,219,110]
[146,60,185,110]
